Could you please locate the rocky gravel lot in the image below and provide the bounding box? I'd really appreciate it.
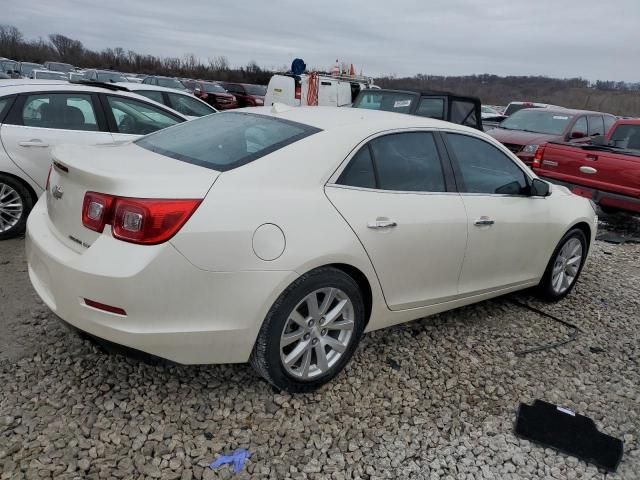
[1,214,639,479]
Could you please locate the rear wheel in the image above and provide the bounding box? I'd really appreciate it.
[537,228,587,301]
[0,175,33,240]
[250,267,365,393]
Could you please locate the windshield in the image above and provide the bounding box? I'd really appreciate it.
[352,91,417,114]
[136,112,320,171]
[156,78,187,90]
[20,63,41,75]
[34,71,67,80]
[0,61,17,72]
[244,84,267,96]
[97,72,127,83]
[610,124,640,151]
[47,62,74,73]
[203,83,226,94]
[500,110,574,135]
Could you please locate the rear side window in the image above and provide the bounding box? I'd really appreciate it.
[587,116,604,136]
[0,96,15,122]
[603,116,616,134]
[416,98,444,119]
[446,133,528,195]
[338,132,446,192]
[20,93,98,131]
[136,90,165,104]
[136,112,321,171]
[106,95,182,135]
[571,117,587,136]
[167,93,215,117]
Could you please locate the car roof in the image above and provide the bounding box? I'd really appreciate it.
[246,104,480,134]
[117,82,191,95]
[359,88,482,104]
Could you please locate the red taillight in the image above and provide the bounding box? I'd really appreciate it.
[112,198,201,245]
[82,192,115,233]
[45,166,53,191]
[532,145,546,169]
[81,192,201,245]
[295,84,302,100]
[84,298,127,316]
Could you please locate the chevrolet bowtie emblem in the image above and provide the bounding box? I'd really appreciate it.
[52,185,64,200]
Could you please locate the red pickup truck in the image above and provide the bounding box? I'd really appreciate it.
[532,119,640,213]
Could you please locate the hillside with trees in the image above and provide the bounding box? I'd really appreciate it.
[2,24,639,116]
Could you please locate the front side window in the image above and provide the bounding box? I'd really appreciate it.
[167,93,215,117]
[610,124,640,150]
[21,93,98,131]
[571,117,587,137]
[500,109,573,135]
[338,132,445,192]
[106,95,182,135]
[446,133,528,195]
[136,112,320,171]
[587,116,604,136]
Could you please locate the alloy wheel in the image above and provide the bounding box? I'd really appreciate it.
[280,287,355,380]
[551,237,583,294]
[0,182,23,234]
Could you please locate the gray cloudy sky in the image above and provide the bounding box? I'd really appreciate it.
[5,0,640,81]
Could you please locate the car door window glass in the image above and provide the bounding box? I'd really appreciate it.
[136,90,165,105]
[370,132,445,192]
[416,98,444,119]
[571,117,587,136]
[587,116,604,136]
[0,97,13,121]
[21,93,98,131]
[337,146,376,189]
[603,116,616,134]
[447,133,528,195]
[167,93,215,117]
[106,95,181,135]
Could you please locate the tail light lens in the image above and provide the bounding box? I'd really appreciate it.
[82,192,115,233]
[532,145,546,169]
[82,192,201,245]
[295,84,302,100]
[112,198,201,245]
[45,166,53,191]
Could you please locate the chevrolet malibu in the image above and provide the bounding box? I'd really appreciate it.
[26,106,597,393]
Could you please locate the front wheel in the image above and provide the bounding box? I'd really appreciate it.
[0,175,33,240]
[250,267,365,393]
[537,228,587,301]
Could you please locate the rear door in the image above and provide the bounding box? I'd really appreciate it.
[0,91,112,189]
[326,131,468,310]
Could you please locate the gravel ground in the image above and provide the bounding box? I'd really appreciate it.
[1,214,639,479]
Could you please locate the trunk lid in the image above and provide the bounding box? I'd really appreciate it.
[46,142,219,252]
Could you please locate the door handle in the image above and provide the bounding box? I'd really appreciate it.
[367,219,397,229]
[474,217,495,226]
[579,166,598,175]
[18,140,49,148]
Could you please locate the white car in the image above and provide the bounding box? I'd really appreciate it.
[0,80,188,239]
[481,105,502,119]
[116,82,217,119]
[26,106,597,393]
[29,69,68,81]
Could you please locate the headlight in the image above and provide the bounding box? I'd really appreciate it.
[254,98,264,105]
[522,144,539,154]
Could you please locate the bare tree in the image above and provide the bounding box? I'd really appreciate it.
[48,33,84,62]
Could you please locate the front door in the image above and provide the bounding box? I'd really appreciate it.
[1,92,112,189]
[326,131,468,310]
[443,132,552,295]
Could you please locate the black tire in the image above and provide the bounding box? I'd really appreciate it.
[536,228,588,302]
[0,174,34,240]
[250,267,365,393]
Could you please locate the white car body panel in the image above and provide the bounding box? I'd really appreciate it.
[26,107,597,364]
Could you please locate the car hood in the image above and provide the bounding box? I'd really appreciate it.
[487,128,562,146]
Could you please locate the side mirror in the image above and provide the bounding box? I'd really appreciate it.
[570,131,586,139]
[194,87,202,95]
[531,178,550,197]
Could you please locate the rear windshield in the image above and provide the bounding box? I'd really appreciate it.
[352,91,417,114]
[136,112,321,171]
[500,109,574,135]
[97,72,127,83]
[156,78,187,90]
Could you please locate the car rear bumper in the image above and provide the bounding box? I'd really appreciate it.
[539,175,640,213]
[26,198,298,364]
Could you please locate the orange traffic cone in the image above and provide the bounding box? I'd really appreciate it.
[331,59,340,76]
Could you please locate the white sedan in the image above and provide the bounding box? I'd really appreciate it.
[26,106,597,393]
[0,80,188,239]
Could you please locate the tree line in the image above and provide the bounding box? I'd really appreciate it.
[2,24,639,116]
